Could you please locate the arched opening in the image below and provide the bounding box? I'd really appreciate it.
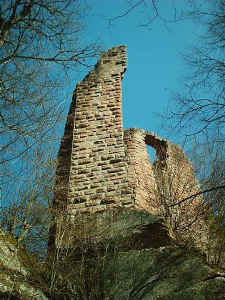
[145,134,168,162]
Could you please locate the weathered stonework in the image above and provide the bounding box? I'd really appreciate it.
[124,129,158,214]
[52,46,133,214]
[49,46,207,251]
[124,128,206,242]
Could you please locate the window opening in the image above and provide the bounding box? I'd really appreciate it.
[146,144,156,164]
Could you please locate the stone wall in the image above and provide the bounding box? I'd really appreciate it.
[53,46,134,213]
[49,45,206,251]
[124,129,158,214]
[49,46,135,250]
[123,128,207,247]
[154,140,206,242]
[124,128,205,224]
[66,45,134,214]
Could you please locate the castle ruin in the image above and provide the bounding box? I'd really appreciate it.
[48,46,206,251]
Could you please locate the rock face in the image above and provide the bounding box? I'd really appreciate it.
[48,209,225,299]
[0,228,48,299]
[0,210,225,299]
[104,246,225,300]
[49,45,206,252]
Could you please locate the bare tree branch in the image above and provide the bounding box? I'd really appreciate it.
[168,185,225,207]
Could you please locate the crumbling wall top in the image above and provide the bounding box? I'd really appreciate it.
[124,128,167,143]
[124,128,168,154]
[78,45,127,81]
[124,128,187,162]
[95,45,127,76]
[78,45,127,85]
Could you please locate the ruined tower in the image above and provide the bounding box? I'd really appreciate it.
[53,46,133,213]
[49,46,206,251]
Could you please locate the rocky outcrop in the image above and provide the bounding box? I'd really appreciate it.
[0,228,48,299]
[104,246,225,299]
[47,208,225,299]
[1,208,225,299]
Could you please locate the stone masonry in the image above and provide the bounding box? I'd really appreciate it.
[48,46,206,251]
[124,128,206,241]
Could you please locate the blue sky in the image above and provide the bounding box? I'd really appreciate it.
[63,0,205,146]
